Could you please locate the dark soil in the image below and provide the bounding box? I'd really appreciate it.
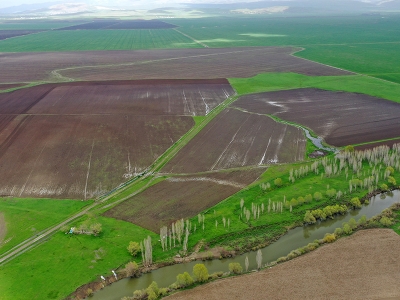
[163,108,306,173]
[103,168,266,232]
[0,47,352,83]
[0,80,241,199]
[233,88,400,147]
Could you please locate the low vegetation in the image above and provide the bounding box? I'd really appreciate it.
[229,72,400,103]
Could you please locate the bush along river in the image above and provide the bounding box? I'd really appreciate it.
[92,190,400,300]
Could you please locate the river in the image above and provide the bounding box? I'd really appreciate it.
[92,190,400,300]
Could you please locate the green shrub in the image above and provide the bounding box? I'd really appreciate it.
[228,262,243,274]
[314,191,323,201]
[176,272,194,288]
[334,227,343,237]
[323,233,336,243]
[127,241,141,256]
[380,216,393,227]
[388,176,397,186]
[305,194,313,203]
[343,223,352,235]
[350,197,362,209]
[193,264,209,282]
[274,178,283,187]
[348,218,357,230]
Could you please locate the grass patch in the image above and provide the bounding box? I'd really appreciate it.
[193,116,206,126]
[229,72,400,103]
[0,198,91,255]
[0,216,160,300]
[0,29,201,52]
[297,43,400,84]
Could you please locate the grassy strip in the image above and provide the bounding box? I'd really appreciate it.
[0,198,91,256]
[353,136,400,147]
[229,73,400,103]
[182,149,400,253]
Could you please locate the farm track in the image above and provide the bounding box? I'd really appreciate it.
[173,28,209,48]
[0,90,240,265]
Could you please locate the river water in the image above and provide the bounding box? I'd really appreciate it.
[92,190,400,300]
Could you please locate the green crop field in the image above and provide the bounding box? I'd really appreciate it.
[0,29,201,52]
[229,72,400,103]
[0,198,91,255]
[172,15,400,83]
[0,22,86,30]
[297,43,400,84]
[172,15,400,47]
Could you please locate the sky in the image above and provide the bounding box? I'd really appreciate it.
[0,0,388,10]
[0,0,261,9]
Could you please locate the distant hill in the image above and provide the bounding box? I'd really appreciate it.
[0,2,62,14]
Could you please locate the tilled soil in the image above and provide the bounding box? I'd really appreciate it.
[0,47,351,83]
[167,229,400,300]
[104,168,266,232]
[163,108,306,173]
[234,88,400,147]
[0,80,241,198]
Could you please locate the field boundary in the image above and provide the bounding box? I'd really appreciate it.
[173,28,209,48]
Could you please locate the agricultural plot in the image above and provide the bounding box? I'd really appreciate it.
[0,80,237,199]
[163,108,306,174]
[0,47,350,83]
[57,20,177,30]
[233,88,400,147]
[0,30,42,40]
[60,47,351,81]
[297,43,400,84]
[172,15,400,47]
[104,168,266,232]
[27,79,234,116]
[0,29,200,52]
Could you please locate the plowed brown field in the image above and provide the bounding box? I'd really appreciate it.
[0,47,351,83]
[234,88,400,147]
[163,108,306,174]
[0,80,232,199]
[104,168,266,232]
[167,229,400,300]
[27,79,234,116]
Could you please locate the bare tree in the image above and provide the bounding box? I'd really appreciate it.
[256,249,262,270]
